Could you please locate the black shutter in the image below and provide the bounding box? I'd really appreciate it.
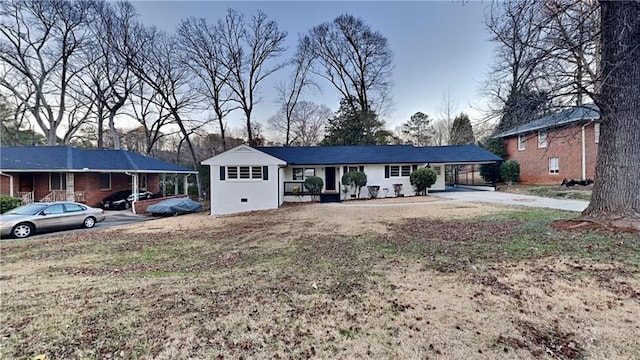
[412,165,418,171]
[343,166,348,173]
[359,166,364,172]
[219,166,225,180]
[385,165,390,178]
[263,166,269,180]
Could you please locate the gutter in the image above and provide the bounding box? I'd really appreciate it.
[0,172,14,196]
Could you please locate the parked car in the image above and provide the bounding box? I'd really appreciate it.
[146,197,203,216]
[126,191,155,202]
[100,190,133,210]
[0,202,106,239]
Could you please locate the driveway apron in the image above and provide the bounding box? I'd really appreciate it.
[431,190,589,212]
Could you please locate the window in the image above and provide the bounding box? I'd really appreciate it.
[50,173,66,190]
[293,168,315,180]
[388,165,412,178]
[594,123,600,143]
[43,204,65,215]
[99,173,111,190]
[538,131,547,148]
[226,166,264,180]
[433,166,442,176]
[518,134,526,151]
[239,166,251,179]
[347,166,359,172]
[549,157,560,174]
[64,203,85,212]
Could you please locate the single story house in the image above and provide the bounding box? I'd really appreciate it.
[0,146,196,210]
[201,144,503,215]
[494,104,600,184]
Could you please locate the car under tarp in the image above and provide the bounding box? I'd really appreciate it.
[146,198,203,216]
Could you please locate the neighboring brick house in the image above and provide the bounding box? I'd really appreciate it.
[0,146,196,208]
[494,104,600,184]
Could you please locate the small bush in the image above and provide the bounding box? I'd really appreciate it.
[304,176,324,201]
[0,195,22,214]
[410,168,437,195]
[367,185,380,199]
[341,171,367,198]
[501,160,520,185]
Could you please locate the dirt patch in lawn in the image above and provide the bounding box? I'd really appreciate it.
[552,219,640,234]
[1,200,639,359]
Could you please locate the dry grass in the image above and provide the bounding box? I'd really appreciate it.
[1,197,639,359]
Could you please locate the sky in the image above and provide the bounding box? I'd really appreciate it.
[131,0,497,138]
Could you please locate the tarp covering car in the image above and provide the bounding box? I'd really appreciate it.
[146,198,203,216]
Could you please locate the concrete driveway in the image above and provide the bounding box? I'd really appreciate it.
[431,189,589,212]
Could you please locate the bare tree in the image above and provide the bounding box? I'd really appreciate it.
[484,0,550,132]
[433,90,458,145]
[582,1,640,230]
[128,27,204,197]
[176,17,237,151]
[216,9,287,146]
[269,101,330,146]
[0,0,96,145]
[303,13,394,144]
[273,37,317,146]
[80,0,141,149]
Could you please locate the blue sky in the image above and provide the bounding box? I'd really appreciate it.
[132,1,495,135]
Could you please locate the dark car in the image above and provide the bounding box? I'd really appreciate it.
[100,190,132,210]
[146,197,203,216]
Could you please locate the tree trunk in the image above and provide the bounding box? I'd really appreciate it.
[582,1,640,230]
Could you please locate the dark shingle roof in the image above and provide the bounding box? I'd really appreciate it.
[494,103,600,138]
[255,144,502,165]
[0,146,195,173]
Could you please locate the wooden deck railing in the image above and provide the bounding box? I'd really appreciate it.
[40,190,86,203]
[18,191,34,204]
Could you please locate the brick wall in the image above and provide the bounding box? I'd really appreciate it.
[0,174,11,196]
[505,123,599,184]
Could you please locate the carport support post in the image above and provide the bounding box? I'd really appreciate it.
[174,174,179,196]
[183,174,188,196]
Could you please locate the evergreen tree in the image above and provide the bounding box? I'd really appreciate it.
[322,96,383,145]
[401,112,432,146]
[449,113,475,145]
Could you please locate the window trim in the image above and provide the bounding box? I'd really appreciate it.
[387,164,413,178]
[549,157,560,174]
[538,131,547,148]
[518,134,526,151]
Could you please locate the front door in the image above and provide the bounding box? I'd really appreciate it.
[325,167,336,191]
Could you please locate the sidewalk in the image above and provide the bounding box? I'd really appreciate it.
[431,191,589,212]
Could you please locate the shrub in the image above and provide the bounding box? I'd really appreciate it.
[410,168,438,195]
[0,195,22,214]
[304,176,324,201]
[341,171,367,198]
[501,160,520,185]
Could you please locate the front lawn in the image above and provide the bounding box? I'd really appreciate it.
[1,200,638,359]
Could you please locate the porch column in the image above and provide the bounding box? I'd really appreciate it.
[184,174,188,195]
[66,173,75,202]
[174,174,178,195]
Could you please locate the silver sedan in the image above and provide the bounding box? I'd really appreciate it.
[0,202,106,239]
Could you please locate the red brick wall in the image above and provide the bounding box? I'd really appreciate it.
[75,173,160,208]
[0,174,11,196]
[504,123,599,184]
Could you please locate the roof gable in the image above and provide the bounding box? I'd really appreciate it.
[201,144,287,166]
[495,104,600,138]
[0,146,195,173]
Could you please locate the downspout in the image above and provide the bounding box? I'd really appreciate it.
[0,172,14,197]
[125,172,138,214]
